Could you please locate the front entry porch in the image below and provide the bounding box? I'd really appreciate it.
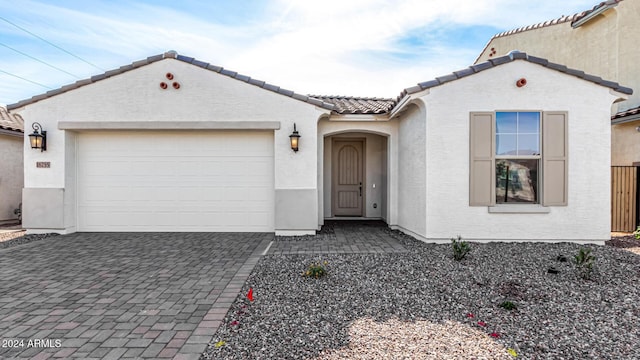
[321,131,389,223]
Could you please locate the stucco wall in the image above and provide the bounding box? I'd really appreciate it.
[420,61,620,241]
[13,58,328,233]
[0,134,23,221]
[397,103,427,238]
[612,122,640,165]
[476,1,639,114]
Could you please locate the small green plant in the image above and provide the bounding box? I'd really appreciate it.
[303,260,328,278]
[499,300,517,310]
[574,247,595,279]
[633,226,640,240]
[451,235,470,261]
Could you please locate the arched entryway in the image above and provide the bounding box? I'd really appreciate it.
[320,130,390,223]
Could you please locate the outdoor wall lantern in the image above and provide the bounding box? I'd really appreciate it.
[289,123,300,152]
[29,122,47,152]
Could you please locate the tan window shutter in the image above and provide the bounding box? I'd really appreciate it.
[469,112,495,206]
[542,112,568,206]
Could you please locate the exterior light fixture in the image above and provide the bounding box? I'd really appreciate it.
[289,123,300,152]
[29,122,47,152]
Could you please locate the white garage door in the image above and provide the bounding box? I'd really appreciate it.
[77,130,274,232]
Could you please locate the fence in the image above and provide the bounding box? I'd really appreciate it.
[611,166,638,232]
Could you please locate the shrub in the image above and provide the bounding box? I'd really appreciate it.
[303,261,328,278]
[451,235,470,261]
[574,247,595,280]
[499,300,517,310]
[634,226,640,240]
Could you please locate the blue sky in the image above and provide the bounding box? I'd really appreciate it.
[0,0,600,105]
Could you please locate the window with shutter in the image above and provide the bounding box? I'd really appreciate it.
[469,111,568,207]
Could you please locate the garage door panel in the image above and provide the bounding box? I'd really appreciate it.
[78,130,274,232]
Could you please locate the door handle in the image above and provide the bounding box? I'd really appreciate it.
[359,182,362,197]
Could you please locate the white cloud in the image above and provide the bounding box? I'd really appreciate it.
[0,0,600,103]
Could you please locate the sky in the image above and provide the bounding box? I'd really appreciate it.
[0,0,601,106]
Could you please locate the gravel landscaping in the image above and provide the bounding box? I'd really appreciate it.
[0,230,58,249]
[203,232,640,360]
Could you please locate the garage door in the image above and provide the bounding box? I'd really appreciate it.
[77,130,274,232]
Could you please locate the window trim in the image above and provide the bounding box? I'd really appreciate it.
[469,110,568,208]
[495,111,542,205]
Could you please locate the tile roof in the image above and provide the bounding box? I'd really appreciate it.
[612,105,640,121]
[7,51,336,113]
[401,51,633,98]
[6,51,632,118]
[0,106,24,133]
[490,0,622,40]
[309,96,395,114]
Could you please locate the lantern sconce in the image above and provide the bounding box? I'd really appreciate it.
[29,122,47,152]
[289,123,300,152]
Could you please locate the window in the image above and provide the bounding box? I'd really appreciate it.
[495,112,540,204]
[469,111,567,207]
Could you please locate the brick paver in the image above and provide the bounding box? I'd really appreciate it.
[268,220,408,254]
[0,232,271,359]
[1,221,405,359]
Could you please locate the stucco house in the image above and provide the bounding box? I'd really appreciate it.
[475,0,639,167]
[7,50,631,243]
[0,106,24,224]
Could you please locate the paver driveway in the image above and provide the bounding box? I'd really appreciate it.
[0,232,271,359]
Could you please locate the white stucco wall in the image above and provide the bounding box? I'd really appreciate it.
[397,103,427,238]
[13,58,329,233]
[419,61,620,242]
[0,134,23,221]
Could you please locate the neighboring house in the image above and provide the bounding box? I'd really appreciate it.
[7,50,630,243]
[0,106,24,223]
[475,0,640,166]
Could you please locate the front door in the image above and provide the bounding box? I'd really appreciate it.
[332,139,364,216]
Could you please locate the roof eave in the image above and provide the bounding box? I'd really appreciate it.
[612,113,640,125]
[571,1,620,28]
[0,128,23,137]
[7,51,336,113]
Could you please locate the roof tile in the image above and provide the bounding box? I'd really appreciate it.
[418,79,440,90]
[278,88,294,97]
[436,73,458,84]
[220,69,237,77]
[234,74,251,82]
[206,64,223,73]
[263,83,280,92]
[248,78,265,87]
[176,55,194,63]
[191,59,209,69]
[565,68,585,77]
[6,50,631,116]
[147,54,164,62]
[527,55,549,66]
[612,105,640,120]
[487,1,623,41]
[310,96,395,114]
[131,59,148,68]
[0,106,24,132]
[471,62,493,72]
[453,68,475,78]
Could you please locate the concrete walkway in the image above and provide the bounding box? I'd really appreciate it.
[0,232,271,359]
